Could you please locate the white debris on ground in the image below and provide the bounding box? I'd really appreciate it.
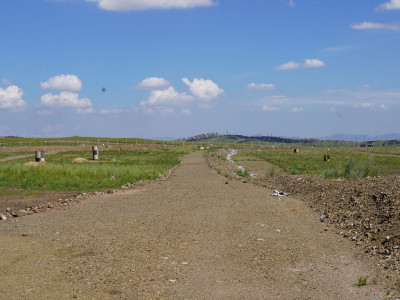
[226,149,256,176]
[237,166,246,172]
[272,190,289,197]
[226,149,240,163]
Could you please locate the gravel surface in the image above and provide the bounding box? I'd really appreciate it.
[0,152,388,299]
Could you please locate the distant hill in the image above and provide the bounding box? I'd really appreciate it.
[178,133,318,144]
[179,132,400,144]
[320,133,400,142]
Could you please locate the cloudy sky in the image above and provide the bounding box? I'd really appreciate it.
[1,0,399,138]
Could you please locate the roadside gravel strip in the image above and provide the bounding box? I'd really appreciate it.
[0,152,387,299]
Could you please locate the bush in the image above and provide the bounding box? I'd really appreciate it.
[288,167,300,175]
[266,167,280,177]
[345,157,380,179]
[323,167,340,178]
[235,169,250,177]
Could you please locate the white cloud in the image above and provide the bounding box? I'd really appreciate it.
[261,105,281,111]
[2,78,11,86]
[40,91,93,113]
[181,108,191,115]
[40,74,83,91]
[248,87,399,113]
[143,107,154,114]
[247,83,276,90]
[287,0,296,7]
[361,102,372,108]
[350,22,400,31]
[275,59,325,70]
[321,45,349,53]
[182,78,223,101]
[274,61,301,71]
[37,110,53,115]
[378,0,400,10]
[303,59,325,68]
[86,0,217,11]
[136,77,170,90]
[292,107,304,113]
[0,85,27,109]
[77,107,95,114]
[99,108,129,114]
[162,108,174,114]
[140,86,194,106]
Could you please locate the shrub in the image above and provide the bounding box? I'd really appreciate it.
[266,167,279,177]
[323,167,340,178]
[235,169,250,177]
[345,157,380,179]
[288,168,300,175]
[357,277,367,286]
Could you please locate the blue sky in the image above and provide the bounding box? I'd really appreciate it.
[0,0,399,139]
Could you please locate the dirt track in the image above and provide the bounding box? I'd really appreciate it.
[0,152,387,299]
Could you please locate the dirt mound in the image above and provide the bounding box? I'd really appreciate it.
[72,157,88,163]
[24,161,46,166]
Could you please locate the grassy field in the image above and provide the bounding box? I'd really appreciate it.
[236,148,400,178]
[188,135,400,148]
[0,152,33,159]
[0,136,193,148]
[0,147,193,194]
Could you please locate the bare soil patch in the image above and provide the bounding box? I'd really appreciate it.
[234,153,285,176]
[72,157,88,163]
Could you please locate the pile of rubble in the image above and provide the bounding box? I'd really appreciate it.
[254,174,400,271]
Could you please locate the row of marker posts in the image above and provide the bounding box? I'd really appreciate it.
[34,146,100,162]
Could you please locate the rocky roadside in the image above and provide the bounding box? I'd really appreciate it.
[207,148,400,286]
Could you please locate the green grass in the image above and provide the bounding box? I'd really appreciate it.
[235,168,250,177]
[265,167,280,177]
[357,277,367,286]
[245,148,400,178]
[0,148,192,192]
[0,152,32,159]
[0,136,193,148]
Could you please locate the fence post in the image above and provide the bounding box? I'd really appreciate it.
[92,146,99,160]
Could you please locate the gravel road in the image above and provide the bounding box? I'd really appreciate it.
[0,152,386,299]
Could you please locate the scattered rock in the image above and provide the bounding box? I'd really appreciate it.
[18,210,28,216]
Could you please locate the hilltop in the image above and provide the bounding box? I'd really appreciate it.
[178,133,321,144]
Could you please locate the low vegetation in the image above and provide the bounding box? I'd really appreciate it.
[235,168,250,177]
[357,277,367,287]
[0,147,192,193]
[236,148,400,178]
